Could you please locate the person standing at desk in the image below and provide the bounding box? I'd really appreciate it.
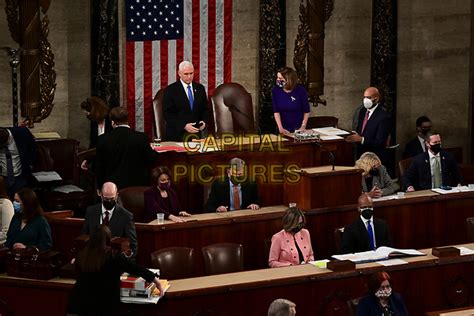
[206,158,260,213]
[268,207,314,267]
[144,166,191,223]
[402,132,461,191]
[162,60,209,141]
[272,67,310,135]
[339,194,392,254]
[357,271,409,316]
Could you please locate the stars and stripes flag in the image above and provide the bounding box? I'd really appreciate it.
[125,0,232,137]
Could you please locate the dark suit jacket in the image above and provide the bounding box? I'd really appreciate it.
[89,118,113,149]
[95,126,159,190]
[144,186,181,222]
[67,252,156,315]
[402,151,461,190]
[81,204,138,258]
[355,105,391,164]
[340,217,392,254]
[206,176,259,212]
[162,80,209,141]
[357,293,409,316]
[403,136,424,159]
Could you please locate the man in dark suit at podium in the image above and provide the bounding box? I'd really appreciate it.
[346,87,391,166]
[403,115,432,159]
[81,182,137,258]
[339,194,392,254]
[162,60,209,141]
[206,158,260,212]
[95,106,159,190]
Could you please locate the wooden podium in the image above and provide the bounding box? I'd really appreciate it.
[284,166,362,210]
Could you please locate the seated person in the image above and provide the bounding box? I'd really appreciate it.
[357,271,409,316]
[206,158,259,212]
[268,207,314,267]
[355,152,399,197]
[268,298,297,316]
[5,188,52,251]
[340,194,391,254]
[144,166,191,223]
[403,115,432,159]
[0,176,14,245]
[81,182,137,259]
[402,132,461,191]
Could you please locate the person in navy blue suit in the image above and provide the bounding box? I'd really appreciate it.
[0,127,36,198]
[402,133,461,191]
[346,87,391,167]
[402,115,432,159]
[162,61,209,141]
[357,271,409,316]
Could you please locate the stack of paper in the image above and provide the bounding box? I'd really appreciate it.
[332,246,426,263]
[32,171,62,182]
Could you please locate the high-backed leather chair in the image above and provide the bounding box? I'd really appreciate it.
[467,217,474,243]
[150,247,195,279]
[118,186,149,222]
[211,83,256,136]
[306,116,339,129]
[398,157,412,178]
[152,89,167,141]
[201,243,244,275]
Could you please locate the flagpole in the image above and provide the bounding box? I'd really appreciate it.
[118,0,126,108]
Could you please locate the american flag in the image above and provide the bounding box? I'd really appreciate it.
[125,0,233,137]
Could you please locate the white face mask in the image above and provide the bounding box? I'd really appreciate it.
[375,286,392,298]
[363,98,374,109]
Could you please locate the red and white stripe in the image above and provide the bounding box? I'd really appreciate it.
[125,0,233,137]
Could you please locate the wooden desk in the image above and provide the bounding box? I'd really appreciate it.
[49,190,474,275]
[1,244,473,316]
[426,306,474,315]
[155,136,352,211]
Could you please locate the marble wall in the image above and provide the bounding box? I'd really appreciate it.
[0,0,471,159]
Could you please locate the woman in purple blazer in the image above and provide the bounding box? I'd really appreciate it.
[268,207,314,268]
[144,167,191,223]
[272,67,310,134]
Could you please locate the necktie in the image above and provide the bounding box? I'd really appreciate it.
[367,220,375,250]
[103,211,110,225]
[233,185,240,211]
[187,85,194,110]
[433,157,442,188]
[3,147,14,187]
[361,110,370,134]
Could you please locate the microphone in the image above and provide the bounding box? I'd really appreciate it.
[314,141,336,171]
[227,104,263,143]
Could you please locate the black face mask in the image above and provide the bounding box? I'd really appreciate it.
[429,143,442,154]
[291,222,304,234]
[369,168,379,177]
[360,207,374,220]
[102,199,116,211]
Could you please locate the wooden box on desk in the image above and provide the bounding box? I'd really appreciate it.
[284,166,362,210]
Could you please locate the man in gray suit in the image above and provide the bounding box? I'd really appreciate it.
[81,182,138,258]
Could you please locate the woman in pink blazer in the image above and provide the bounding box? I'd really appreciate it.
[268,207,314,267]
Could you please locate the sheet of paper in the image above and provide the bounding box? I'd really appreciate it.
[455,246,474,256]
[376,259,408,266]
[431,187,469,194]
[32,171,62,182]
[309,259,330,268]
[320,135,343,140]
[312,127,350,136]
[52,184,84,193]
[372,195,398,202]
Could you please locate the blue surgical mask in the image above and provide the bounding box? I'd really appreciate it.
[13,201,21,213]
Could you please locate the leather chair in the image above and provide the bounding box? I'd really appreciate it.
[201,243,244,275]
[334,227,344,254]
[467,217,474,243]
[118,186,149,223]
[44,210,74,221]
[211,83,256,136]
[398,157,412,178]
[150,247,195,279]
[306,116,339,129]
[152,89,166,141]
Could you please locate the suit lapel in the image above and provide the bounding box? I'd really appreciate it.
[357,218,370,246]
[176,81,193,114]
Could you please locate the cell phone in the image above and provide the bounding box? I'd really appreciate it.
[440,185,452,190]
[193,121,203,129]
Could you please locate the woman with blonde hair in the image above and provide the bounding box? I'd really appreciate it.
[355,152,399,197]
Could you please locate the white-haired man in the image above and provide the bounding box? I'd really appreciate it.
[162,61,209,141]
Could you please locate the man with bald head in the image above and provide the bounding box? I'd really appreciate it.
[162,60,209,141]
[346,87,391,167]
[339,194,392,254]
[81,182,137,258]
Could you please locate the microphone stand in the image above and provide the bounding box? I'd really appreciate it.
[227,104,263,144]
[314,141,336,171]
